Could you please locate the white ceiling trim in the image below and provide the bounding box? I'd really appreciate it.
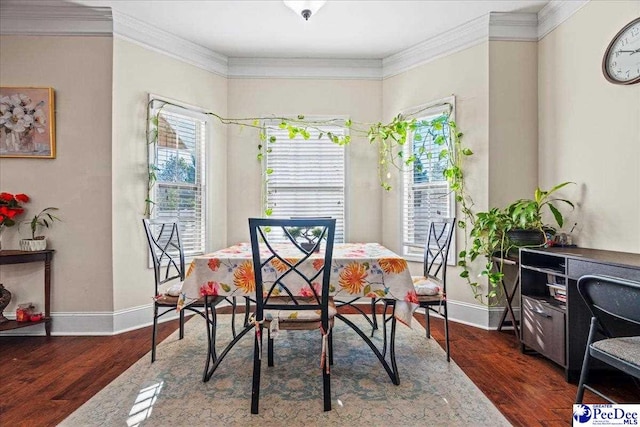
[0,1,587,79]
[383,12,539,79]
[111,10,228,77]
[0,2,112,36]
[228,57,382,80]
[383,14,489,79]
[537,0,589,40]
[488,13,539,41]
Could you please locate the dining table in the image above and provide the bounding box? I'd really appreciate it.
[180,242,419,383]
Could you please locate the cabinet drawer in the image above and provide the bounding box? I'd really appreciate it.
[522,296,566,366]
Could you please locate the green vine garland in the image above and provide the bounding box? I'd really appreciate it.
[145,98,509,303]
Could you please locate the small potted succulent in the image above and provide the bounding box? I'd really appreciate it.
[287,226,324,252]
[20,207,60,251]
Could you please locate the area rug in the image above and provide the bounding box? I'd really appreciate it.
[60,315,510,426]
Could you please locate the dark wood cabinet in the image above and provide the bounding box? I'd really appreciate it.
[521,295,566,366]
[0,250,54,336]
[520,247,640,382]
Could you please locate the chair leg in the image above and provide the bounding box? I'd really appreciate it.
[424,307,431,339]
[267,329,274,367]
[179,309,185,340]
[251,324,263,414]
[443,304,450,362]
[151,305,159,363]
[322,363,331,411]
[330,330,334,365]
[203,298,218,382]
[322,321,331,411]
[370,298,378,334]
[576,318,597,403]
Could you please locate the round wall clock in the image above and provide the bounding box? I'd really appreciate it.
[602,17,640,85]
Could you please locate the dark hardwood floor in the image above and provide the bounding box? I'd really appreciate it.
[0,307,637,427]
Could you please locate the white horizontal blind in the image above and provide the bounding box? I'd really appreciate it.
[402,109,455,262]
[150,105,207,259]
[265,125,346,242]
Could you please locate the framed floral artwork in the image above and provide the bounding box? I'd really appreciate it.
[0,87,56,158]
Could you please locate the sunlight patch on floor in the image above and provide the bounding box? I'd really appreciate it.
[126,381,164,427]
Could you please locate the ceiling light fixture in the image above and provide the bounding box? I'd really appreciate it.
[283,1,326,21]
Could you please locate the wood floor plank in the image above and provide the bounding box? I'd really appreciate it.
[1,308,638,426]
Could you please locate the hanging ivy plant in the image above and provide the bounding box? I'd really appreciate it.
[145,98,526,303]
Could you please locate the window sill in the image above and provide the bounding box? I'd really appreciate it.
[403,254,423,264]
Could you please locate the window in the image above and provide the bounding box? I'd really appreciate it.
[401,100,456,262]
[264,123,346,243]
[148,98,207,259]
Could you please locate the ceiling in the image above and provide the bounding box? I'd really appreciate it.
[73,0,549,59]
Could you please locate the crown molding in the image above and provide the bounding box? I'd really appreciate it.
[488,12,538,41]
[0,1,591,79]
[111,10,228,77]
[383,14,489,79]
[228,57,382,80]
[537,0,589,40]
[382,12,540,79]
[0,0,112,36]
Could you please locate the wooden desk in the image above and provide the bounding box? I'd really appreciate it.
[0,250,54,336]
[520,247,640,382]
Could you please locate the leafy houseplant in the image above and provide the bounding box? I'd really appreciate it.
[145,99,484,294]
[459,182,575,302]
[145,99,471,216]
[287,226,324,252]
[20,207,60,251]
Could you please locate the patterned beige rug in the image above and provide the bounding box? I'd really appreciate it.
[61,315,510,426]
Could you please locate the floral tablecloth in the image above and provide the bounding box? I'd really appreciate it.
[181,242,418,326]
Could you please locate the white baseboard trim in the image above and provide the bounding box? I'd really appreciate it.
[417,300,520,331]
[0,311,114,336]
[0,299,518,336]
[0,303,199,336]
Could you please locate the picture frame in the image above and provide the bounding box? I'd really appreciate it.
[0,87,56,159]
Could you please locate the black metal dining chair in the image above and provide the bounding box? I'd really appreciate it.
[411,217,456,362]
[248,217,336,413]
[142,218,223,364]
[575,275,640,404]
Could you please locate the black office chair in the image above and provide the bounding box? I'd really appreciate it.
[248,217,336,413]
[411,217,456,362]
[143,219,222,363]
[575,275,640,403]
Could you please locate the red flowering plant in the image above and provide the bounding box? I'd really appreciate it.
[0,192,30,228]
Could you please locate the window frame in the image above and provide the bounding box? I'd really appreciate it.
[400,96,456,264]
[262,118,348,243]
[147,95,210,262]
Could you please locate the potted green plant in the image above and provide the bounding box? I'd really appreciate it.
[287,226,324,252]
[504,182,575,249]
[459,182,575,301]
[19,207,60,251]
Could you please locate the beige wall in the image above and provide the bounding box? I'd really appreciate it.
[538,0,640,253]
[382,43,490,305]
[0,36,114,314]
[226,78,382,245]
[3,0,638,333]
[112,38,228,311]
[489,41,539,208]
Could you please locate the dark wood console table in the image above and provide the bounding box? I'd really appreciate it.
[0,249,54,336]
[520,247,640,382]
